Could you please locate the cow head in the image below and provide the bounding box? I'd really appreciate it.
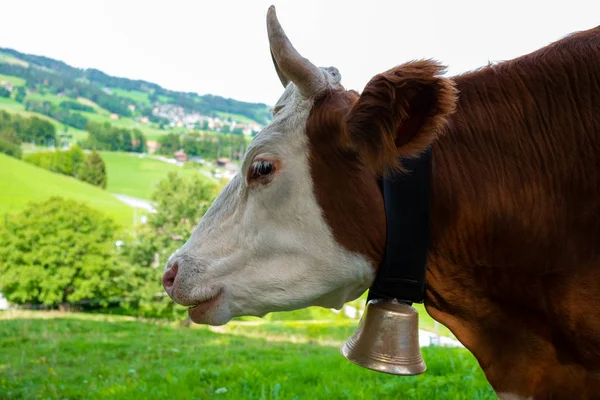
[162,5,457,325]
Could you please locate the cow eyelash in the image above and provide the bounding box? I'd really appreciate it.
[249,160,274,180]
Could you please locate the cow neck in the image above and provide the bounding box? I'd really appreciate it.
[367,147,432,305]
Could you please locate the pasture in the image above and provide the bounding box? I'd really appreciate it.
[108,88,152,105]
[0,311,494,399]
[0,154,133,228]
[79,111,169,140]
[0,73,26,87]
[100,151,214,199]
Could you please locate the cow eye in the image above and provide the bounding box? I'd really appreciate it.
[272,105,283,116]
[249,160,275,182]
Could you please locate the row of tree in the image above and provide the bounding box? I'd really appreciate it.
[0,110,57,159]
[158,131,248,160]
[0,110,56,144]
[0,172,220,319]
[23,146,107,189]
[24,99,89,130]
[80,121,147,153]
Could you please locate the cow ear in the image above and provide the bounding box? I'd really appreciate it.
[342,60,457,174]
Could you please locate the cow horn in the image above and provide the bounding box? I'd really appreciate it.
[267,5,326,97]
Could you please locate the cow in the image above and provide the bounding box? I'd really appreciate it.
[162,5,600,399]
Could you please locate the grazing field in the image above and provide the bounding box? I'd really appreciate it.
[25,92,66,106]
[109,88,151,105]
[0,311,494,399]
[0,73,26,86]
[0,154,133,228]
[80,111,168,140]
[215,111,260,125]
[100,152,213,199]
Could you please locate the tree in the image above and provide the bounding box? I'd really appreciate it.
[0,131,22,158]
[79,150,107,189]
[69,145,85,177]
[121,171,219,317]
[0,87,10,98]
[0,197,132,308]
[25,116,56,144]
[14,87,26,103]
[157,133,180,155]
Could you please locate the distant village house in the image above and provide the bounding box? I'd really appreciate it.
[174,150,187,162]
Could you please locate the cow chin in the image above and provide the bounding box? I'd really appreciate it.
[187,295,232,326]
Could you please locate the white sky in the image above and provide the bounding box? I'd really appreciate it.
[0,0,598,106]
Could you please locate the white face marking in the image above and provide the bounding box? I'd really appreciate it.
[164,67,375,325]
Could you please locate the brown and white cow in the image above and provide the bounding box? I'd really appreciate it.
[162,6,600,399]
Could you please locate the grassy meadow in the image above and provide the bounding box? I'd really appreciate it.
[0,153,133,228]
[80,110,167,140]
[0,311,494,399]
[0,73,26,86]
[109,88,151,105]
[100,152,214,199]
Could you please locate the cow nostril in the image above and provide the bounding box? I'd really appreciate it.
[162,263,178,289]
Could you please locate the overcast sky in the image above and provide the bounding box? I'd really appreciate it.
[1,0,598,105]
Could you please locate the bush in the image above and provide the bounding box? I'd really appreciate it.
[0,136,22,158]
[0,197,134,308]
[0,129,22,158]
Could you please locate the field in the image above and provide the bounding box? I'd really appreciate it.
[0,311,494,399]
[216,111,260,125]
[0,73,26,86]
[100,152,214,199]
[25,92,66,106]
[80,111,168,140]
[0,154,133,228]
[109,88,151,105]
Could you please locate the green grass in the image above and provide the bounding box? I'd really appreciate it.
[216,111,260,125]
[100,152,212,199]
[0,73,26,86]
[25,92,66,106]
[110,88,151,105]
[157,94,172,103]
[80,111,168,139]
[0,96,26,111]
[0,311,494,399]
[0,154,133,228]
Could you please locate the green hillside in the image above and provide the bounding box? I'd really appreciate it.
[0,46,272,130]
[0,154,133,228]
[101,151,214,199]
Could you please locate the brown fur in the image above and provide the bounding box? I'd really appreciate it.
[307,25,600,399]
[307,90,386,267]
[342,59,458,174]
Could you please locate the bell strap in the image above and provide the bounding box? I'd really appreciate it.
[367,147,432,305]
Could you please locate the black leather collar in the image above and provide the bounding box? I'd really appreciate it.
[367,147,432,305]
